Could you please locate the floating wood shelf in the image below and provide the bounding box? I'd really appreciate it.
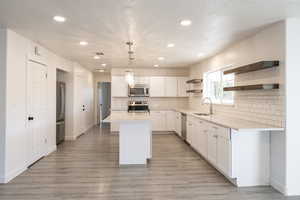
[223,84,279,91]
[186,89,203,94]
[186,79,203,84]
[223,61,279,75]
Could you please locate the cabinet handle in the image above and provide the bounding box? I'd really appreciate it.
[213,135,218,138]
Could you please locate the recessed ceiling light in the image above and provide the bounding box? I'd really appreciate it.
[180,19,192,26]
[167,43,175,48]
[96,69,105,73]
[79,41,88,46]
[94,55,100,60]
[101,63,107,67]
[154,64,159,67]
[53,16,66,23]
[158,57,165,61]
[198,53,204,57]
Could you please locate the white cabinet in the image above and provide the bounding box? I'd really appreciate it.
[197,120,208,158]
[112,76,128,97]
[177,77,189,97]
[164,77,178,97]
[150,111,166,131]
[214,125,232,177]
[134,76,150,85]
[150,77,165,97]
[166,111,175,131]
[207,126,218,166]
[187,116,197,146]
[149,76,188,97]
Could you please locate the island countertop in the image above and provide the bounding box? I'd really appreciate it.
[103,111,151,123]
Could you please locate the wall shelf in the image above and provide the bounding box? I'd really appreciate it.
[223,83,279,91]
[186,79,203,84]
[223,61,279,75]
[186,89,203,94]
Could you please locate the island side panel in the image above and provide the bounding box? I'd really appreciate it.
[119,120,152,165]
[232,129,270,187]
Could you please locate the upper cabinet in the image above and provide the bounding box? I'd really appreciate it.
[111,76,128,97]
[164,77,178,97]
[150,76,165,97]
[112,75,189,98]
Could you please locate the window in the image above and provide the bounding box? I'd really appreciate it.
[203,68,234,105]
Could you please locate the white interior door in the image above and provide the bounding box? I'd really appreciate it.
[76,75,86,135]
[27,61,47,165]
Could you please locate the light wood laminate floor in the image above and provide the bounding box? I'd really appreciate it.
[0,124,298,200]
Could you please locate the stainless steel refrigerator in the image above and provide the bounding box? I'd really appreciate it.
[56,82,66,145]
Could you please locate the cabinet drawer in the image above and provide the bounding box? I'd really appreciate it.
[210,125,230,140]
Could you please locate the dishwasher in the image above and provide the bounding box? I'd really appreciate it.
[181,113,187,141]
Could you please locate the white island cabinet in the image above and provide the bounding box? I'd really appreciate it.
[104,112,152,165]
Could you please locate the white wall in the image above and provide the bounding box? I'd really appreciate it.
[285,18,300,196]
[188,21,286,194]
[0,28,94,183]
[0,29,7,182]
[5,29,29,181]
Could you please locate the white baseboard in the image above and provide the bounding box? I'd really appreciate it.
[271,178,286,195]
[0,165,27,184]
[46,145,57,156]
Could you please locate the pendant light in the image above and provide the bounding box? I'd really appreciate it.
[125,41,135,87]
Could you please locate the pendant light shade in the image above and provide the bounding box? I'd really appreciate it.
[125,71,134,87]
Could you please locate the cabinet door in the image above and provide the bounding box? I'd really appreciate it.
[112,76,128,97]
[217,135,232,177]
[166,111,175,131]
[207,127,218,165]
[151,111,166,131]
[150,77,165,97]
[165,77,178,97]
[195,120,208,158]
[135,76,150,85]
[177,77,189,97]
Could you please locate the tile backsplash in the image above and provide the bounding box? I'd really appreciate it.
[188,22,285,127]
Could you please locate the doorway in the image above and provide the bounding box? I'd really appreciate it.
[97,82,111,124]
[56,69,67,145]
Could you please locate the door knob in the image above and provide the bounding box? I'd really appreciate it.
[28,116,34,121]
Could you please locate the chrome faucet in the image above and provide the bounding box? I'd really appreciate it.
[201,97,213,115]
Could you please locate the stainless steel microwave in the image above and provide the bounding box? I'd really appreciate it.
[128,84,150,97]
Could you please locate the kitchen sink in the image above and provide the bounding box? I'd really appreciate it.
[194,113,210,116]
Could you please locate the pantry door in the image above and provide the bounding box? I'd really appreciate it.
[27,60,48,165]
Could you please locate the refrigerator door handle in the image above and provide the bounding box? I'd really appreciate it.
[60,84,65,119]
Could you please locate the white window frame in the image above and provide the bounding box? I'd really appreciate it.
[203,66,235,105]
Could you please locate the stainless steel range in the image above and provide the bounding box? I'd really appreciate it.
[128,101,150,112]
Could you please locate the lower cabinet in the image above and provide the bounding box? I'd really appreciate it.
[150,111,166,131]
[186,115,270,187]
[187,116,232,178]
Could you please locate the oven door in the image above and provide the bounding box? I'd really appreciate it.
[129,87,146,97]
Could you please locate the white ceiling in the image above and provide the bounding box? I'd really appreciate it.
[0,0,299,70]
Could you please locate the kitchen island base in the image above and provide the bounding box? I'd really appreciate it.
[119,120,152,165]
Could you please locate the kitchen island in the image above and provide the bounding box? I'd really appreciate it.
[104,112,152,165]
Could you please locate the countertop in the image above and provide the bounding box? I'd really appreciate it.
[173,108,284,132]
[103,111,151,123]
